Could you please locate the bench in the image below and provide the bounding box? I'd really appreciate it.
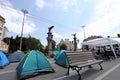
[65,51,103,80]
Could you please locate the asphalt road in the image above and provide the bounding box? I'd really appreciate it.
[0,58,120,80]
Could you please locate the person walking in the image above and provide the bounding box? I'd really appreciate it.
[97,48,102,59]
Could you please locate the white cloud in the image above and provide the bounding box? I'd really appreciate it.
[85,0,120,37]
[84,0,88,3]
[35,0,46,9]
[55,0,81,12]
[53,32,64,39]
[0,1,36,35]
[95,0,120,19]
[0,0,13,7]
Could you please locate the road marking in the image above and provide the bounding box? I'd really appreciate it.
[0,70,16,75]
[53,75,68,80]
[53,68,89,80]
[94,62,120,80]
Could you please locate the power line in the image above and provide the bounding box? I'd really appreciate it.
[28,13,69,28]
[0,3,69,28]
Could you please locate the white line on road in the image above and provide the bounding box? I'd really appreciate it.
[94,62,120,80]
[53,68,88,80]
[0,70,16,75]
[53,75,68,80]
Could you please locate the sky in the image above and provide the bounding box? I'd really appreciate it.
[0,0,120,48]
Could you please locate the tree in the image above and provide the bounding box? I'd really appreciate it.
[52,40,56,50]
[44,46,48,56]
[117,34,120,38]
[3,35,44,53]
[9,36,15,52]
[83,35,103,42]
[24,36,44,51]
[44,40,56,53]
[3,37,10,45]
[15,35,20,50]
[60,43,67,50]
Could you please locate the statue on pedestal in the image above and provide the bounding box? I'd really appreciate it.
[47,26,54,57]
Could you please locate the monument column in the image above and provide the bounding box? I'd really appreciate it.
[47,26,54,56]
[72,33,77,51]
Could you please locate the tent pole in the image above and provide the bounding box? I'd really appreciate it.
[108,38,117,58]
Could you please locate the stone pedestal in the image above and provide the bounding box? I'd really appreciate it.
[47,26,54,56]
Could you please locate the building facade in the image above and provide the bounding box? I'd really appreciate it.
[57,39,74,51]
[0,16,9,52]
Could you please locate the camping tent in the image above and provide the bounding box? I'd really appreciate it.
[0,51,9,68]
[53,50,59,56]
[17,50,54,80]
[54,50,68,68]
[81,38,120,58]
[8,51,25,63]
[54,50,61,60]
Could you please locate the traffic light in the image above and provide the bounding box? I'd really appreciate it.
[117,34,120,38]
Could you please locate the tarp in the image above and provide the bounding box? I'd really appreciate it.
[17,50,54,80]
[8,51,25,63]
[0,51,9,68]
[81,38,120,46]
[81,38,120,58]
[54,50,68,68]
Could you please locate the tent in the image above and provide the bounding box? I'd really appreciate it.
[17,50,54,80]
[81,38,120,46]
[53,50,59,56]
[54,50,69,68]
[54,50,61,60]
[8,51,25,63]
[0,51,9,68]
[81,38,120,58]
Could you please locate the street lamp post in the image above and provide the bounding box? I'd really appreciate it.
[81,25,86,39]
[19,9,28,51]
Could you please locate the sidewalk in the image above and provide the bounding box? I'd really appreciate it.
[28,58,120,80]
[0,58,120,80]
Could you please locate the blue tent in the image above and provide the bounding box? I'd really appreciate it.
[17,50,54,80]
[8,51,25,63]
[53,50,59,55]
[54,50,68,68]
[0,51,9,68]
[54,50,64,60]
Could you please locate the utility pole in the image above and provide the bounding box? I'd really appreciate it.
[19,9,28,51]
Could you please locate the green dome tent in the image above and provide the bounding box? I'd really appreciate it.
[17,50,54,80]
[53,50,59,55]
[54,50,69,68]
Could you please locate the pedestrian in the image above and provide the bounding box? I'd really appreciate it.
[103,46,110,60]
[97,48,102,59]
[115,47,120,56]
[91,48,97,59]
